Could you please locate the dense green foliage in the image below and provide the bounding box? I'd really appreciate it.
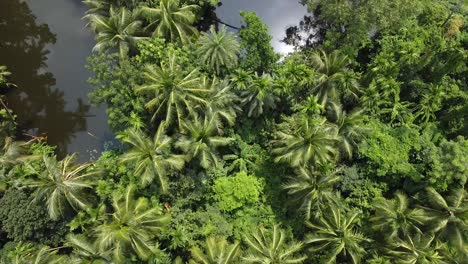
[1,0,468,263]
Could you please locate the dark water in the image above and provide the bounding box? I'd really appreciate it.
[0,0,306,160]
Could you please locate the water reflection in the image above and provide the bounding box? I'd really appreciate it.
[0,0,90,157]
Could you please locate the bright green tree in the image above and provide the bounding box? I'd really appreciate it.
[386,233,447,264]
[239,73,278,118]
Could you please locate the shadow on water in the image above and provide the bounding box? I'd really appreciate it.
[0,0,90,157]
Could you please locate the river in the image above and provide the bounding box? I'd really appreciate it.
[0,0,306,160]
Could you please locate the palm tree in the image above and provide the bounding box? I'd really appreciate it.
[176,115,234,169]
[0,137,39,167]
[120,125,185,192]
[273,115,338,167]
[386,233,447,264]
[85,6,145,59]
[418,188,468,250]
[66,234,111,263]
[305,206,370,264]
[283,166,340,220]
[243,225,307,263]
[135,54,209,129]
[329,102,366,159]
[230,68,252,90]
[95,184,170,262]
[196,25,240,74]
[239,73,278,118]
[370,191,427,240]
[200,76,241,129]
[139,0,199,43]
[414,84,445,124]
[25,246,68,264]
[189,236,241,264]
[309,49,351,105]
[21,154,99,220]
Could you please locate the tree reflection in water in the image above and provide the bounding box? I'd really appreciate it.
[0,0,90,157]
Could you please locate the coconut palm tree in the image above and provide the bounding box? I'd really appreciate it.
[95,184,170,262]
[135,54,209,129]
[139,0,199,43]
[386,233,447,264]
[243,225,307,263]
[417,188,468,251]
[329,102,366,159]
[176,114,234,169]
[0,137,39,167]
[230,68,252,91]
[189,236,241,264]
[273,114,339,167]
[200,76,241,129]
[196,25,240,74]
[283,166,340,220]
[370,191,427,240]
[24,246,68,264]
[120,125,185,192]
[239,73,278,118]
[21,153,100,220]
[305,206,370,264]
[85,6,145,59]
[66,234,111,263]
[309,49,351,105]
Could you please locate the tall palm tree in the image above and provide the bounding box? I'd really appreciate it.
[189,236,241,264]
[230,68,252,90]
[329,102,366,159]
[176,115,234,169]
[85,6,145,59]
[239,73,278,118]
[414,84,445,124]
[305,206,370,264]
[139,0,199,43]
[120,125,185,192]
[95,184,170,262]
[196,25,240,74]
[370,191,427,240]
[21,154,99,220]
[135,54,209,129]
[23,246,68,264]
[243,225,307,263]
[386,233,447,264]
[66,234,111,263]
[309,49,351,105]
[418,188,468,250]
[273,115,339,167]
[283,166,340,220]
[200,76,241,129]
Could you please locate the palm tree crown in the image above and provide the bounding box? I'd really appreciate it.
[189,236,241,264]
[273,114,339,167]
[85,6,145,59]
[305,206,370,264]
[21,153,99,220]
[139,0,199,43]
[176,114,234,169]
[239,73,279,118]
[135,54,209,129]
[196,25,241,74]
[243,224,307,264]
[283,166,341,220]
[95,184,170,262]
[120,125,185,192]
